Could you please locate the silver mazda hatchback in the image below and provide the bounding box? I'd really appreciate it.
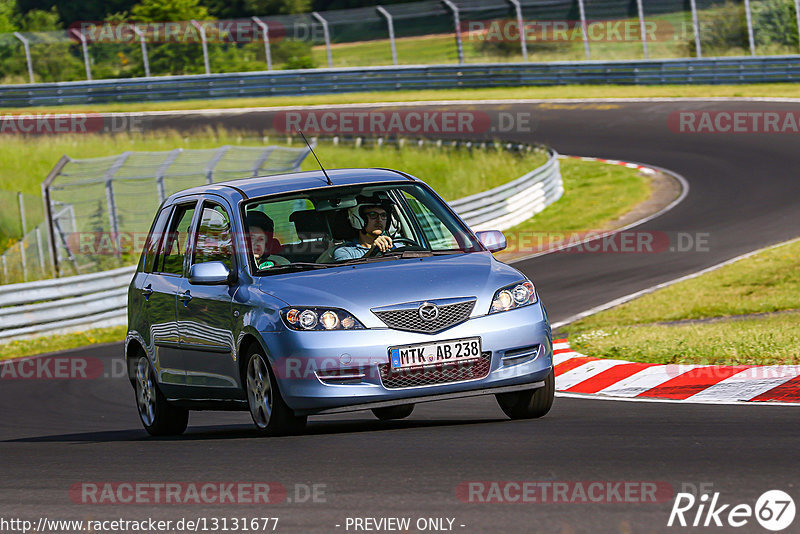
[126,168,554,436]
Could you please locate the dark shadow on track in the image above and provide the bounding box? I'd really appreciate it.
[3,417,508,443]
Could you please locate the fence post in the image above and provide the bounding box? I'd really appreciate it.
[191,20,211,74]
[13,32,34,84]
[576,0,590,60]
[311,12,333,68]
[205,146,230,184]
[376,6,398,65]
[743,0,756,56]
[506,0,527,61]
[635,0,648,59]
[105,152,132,257]
[441,0,464,64]
[155,148,182,202]
[17,192,27,282]
[1,254,6,284]
[251,147,275,176]
[689,0,702,58]
[69,28,92,81]
[35,226,45,275]
[41,156,71,278]
[132,25,150,77]
[251,17,273,70]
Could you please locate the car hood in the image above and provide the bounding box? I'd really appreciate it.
[257,252,526,328]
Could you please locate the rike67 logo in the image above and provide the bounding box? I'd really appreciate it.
[668,490,795,531]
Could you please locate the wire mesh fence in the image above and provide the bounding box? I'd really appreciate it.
[0,145,311,284]
[1,0,799,84]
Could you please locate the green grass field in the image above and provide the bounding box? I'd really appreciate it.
[0,131,548,257]
[563,238,800,365]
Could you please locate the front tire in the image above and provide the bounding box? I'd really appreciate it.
[372,404,414,421]
[496,369,555,420]
[134,356,188,436]
[244,346,306,436]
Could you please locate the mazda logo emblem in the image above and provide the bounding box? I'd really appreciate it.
[418,302,439,321]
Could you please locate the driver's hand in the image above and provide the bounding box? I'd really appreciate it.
[372,234,393,252]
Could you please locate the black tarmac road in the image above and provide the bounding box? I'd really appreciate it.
[2,100,799,534]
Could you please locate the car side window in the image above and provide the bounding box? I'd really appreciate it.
[143,206,173,273]
[154,203,196,276]
[193,202,234,270]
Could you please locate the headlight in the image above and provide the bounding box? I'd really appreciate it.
[281,307,364,331]
[490,280,537,313]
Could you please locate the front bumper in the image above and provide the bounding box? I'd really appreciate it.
[260,303,553,414]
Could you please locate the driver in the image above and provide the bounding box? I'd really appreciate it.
[333,202,395,261]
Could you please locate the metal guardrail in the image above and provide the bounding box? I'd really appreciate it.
[0,265,135,340]
[2,56,800,107]
[0,146,561,341]
[452,148,561,231]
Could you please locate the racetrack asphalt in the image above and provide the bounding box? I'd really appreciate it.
[2,100,799,533]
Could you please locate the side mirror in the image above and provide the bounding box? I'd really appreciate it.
[476,230,507,253]
[189,261,232,285]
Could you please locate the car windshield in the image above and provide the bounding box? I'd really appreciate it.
[242,182,482,274]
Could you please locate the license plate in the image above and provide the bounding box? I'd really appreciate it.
[389,337,482,370]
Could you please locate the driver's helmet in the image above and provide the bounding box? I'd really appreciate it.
[347,196,397,234]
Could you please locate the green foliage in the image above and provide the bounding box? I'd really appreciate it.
[18,5,60,31]
[244,0,311,15]
[752,0,799,48]
[688,0,799,55]
[0,0,19,33]
[130,0,210,22]
[272,38,315,69]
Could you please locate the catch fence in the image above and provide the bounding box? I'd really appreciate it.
[0,0,798,84]
[0,145,311,283]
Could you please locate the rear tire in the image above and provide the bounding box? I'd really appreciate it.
[134,356,189,436]
[496,369,555,420]
[244,346,306,436]
[372,404,414,420]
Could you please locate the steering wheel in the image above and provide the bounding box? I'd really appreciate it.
[363,237,420,257]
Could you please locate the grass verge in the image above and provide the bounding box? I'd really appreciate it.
[500,158,651,257]
[0,326,127,361]
[563,239,800,365]
[2,83,800,114]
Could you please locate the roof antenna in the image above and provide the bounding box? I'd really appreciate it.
[297,129,332,186]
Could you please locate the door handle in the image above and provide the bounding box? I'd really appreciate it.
[141,284,153,300]
[178,290,192,305]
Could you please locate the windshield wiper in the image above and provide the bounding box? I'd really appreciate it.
[336,255,402,266]
[264,262,331,273]
[381,249,434,258]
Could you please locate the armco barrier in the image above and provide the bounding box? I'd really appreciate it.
[0,147,561,341]
[2,56,800,107]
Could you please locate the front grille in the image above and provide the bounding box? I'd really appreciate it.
[378,353,492,389]
[373,299,475,333]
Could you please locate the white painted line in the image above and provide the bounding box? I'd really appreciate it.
[555,359,630,390]
[686,366,800,402]
[553,352,580,366]
[556,391,800,407]
[596,364,698,397]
